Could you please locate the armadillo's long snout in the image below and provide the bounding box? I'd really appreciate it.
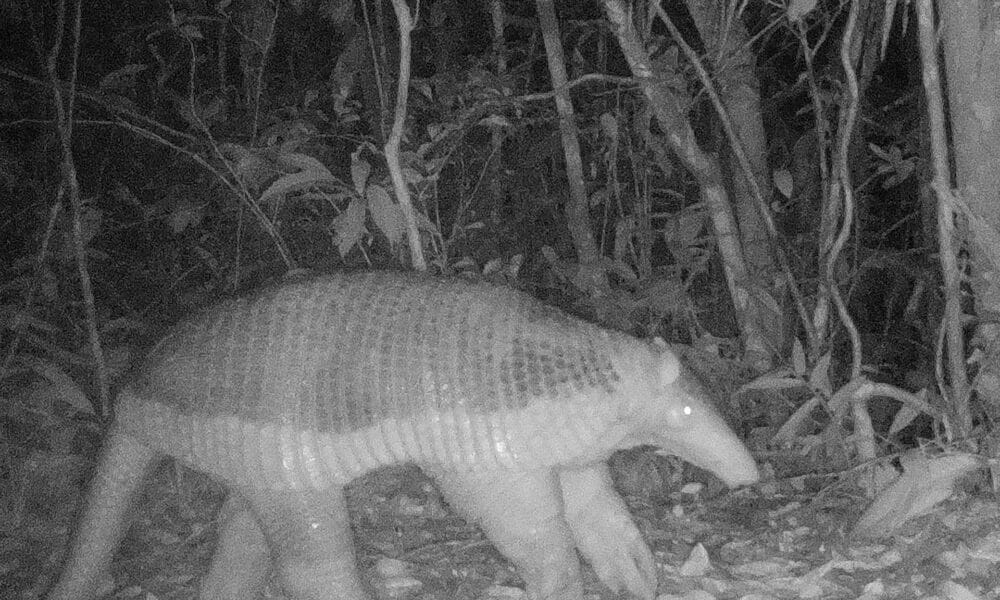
[653,364,760,488]
[657,418,759,487]
[689,428,759,487]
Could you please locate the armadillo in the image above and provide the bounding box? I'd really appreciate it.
[46,271,758,600]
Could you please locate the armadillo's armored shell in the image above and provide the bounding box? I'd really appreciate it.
[116,272,651,488]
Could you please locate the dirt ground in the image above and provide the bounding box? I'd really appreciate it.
[5,448,1000,600]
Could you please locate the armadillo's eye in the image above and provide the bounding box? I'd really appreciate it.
[683,404,693,417]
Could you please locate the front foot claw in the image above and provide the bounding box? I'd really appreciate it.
[570,508,656,600]
[560,465,656,600]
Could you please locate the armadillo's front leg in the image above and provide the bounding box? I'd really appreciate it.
[428,467,582,600]
[560,464,656,600]
[198,494,270,600]
[241,486,368,600]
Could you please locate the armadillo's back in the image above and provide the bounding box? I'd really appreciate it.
[116,272,646,489]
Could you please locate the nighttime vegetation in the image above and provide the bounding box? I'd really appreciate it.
[3,0,1000,598]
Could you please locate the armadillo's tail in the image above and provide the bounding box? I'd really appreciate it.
[46,429,159,600]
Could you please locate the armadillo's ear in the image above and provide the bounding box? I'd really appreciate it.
[652,337,680,385]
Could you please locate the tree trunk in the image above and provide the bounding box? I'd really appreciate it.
[601,0,770,364]
[536,0,607,296]
[687,1,783,362]
[938,1,1000,434]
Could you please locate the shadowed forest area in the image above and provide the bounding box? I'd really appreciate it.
[4,0,1000,598]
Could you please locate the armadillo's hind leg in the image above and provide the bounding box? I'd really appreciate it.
[560,464,656,600]
[241,486,368,600]
[428,467,583,600]
[198,493,271,600]
[46,430,159,600]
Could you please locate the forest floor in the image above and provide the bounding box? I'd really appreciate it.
[4,451,1000,600]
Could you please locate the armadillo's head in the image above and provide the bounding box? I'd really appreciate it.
[617,341,759,487]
